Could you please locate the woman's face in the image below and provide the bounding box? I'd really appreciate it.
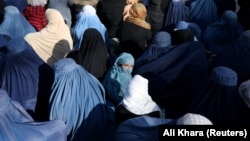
[120,64,134,74]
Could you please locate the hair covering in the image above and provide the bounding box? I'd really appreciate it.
[4,0,28,12]
[175,20,202,41]
[0,6,36,39]
[49,58,113,141]
[163,0,189,30]
[23,1,47,31]
[202,10,244,55]
[116,116,173,141]
[67,28,108,82]
[189,0,218,30]
[47,0,72,28]
[212,30,250,84]
[24,8,73,68]
[27,0,47,6]
[189,66,242,125]
[0,89,67,141]
[72,4,109,50]
[102,52,134,105]
[0,37,54,119]
[133,41,209,119]
[134,31,172,71]
[126,3,151,30]
[120,75,163,115]
[176,113,213,125]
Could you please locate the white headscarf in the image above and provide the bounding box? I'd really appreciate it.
[24,8,73,68]
[176,113,213,125]
[121,75,162,115]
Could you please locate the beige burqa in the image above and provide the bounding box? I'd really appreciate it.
[24,8,73,68]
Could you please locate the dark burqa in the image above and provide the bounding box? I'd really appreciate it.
[133,41,209,118]
[67,28,108,82]
[212,30,250,85]
[189,66,244,125]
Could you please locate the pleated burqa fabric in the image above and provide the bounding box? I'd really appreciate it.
[0,37,54,121]
[189,0,218,30]
[71,5,109,50]
[163,0,190,31]
[212,30,250,85]
[188,66,245,125]
[0,89,67,141]
[202,10,244,56]
[133,41,209,119]
[49,58,115,141]
[133,31,172,73]
[0,6,36,39]
[25,8,73,68]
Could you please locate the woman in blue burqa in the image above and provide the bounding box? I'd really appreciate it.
[49,58,115,141]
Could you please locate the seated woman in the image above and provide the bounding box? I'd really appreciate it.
[189,66,243,125]
[49,58,115,141]
[102,52,134,106]
[71,4,109,51]
[0,37,54,121]
[67,28,109,82]
[115,74,163,127]
[117,3,152,59]
[133,31,172,73]
[133,41,209,119]
[24,8,73,68]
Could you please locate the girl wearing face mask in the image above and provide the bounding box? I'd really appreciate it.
[102,52,135,106]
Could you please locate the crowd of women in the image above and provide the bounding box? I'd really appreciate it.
[0,0,250,140]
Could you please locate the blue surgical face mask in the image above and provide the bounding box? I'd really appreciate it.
[121,67,133,74]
